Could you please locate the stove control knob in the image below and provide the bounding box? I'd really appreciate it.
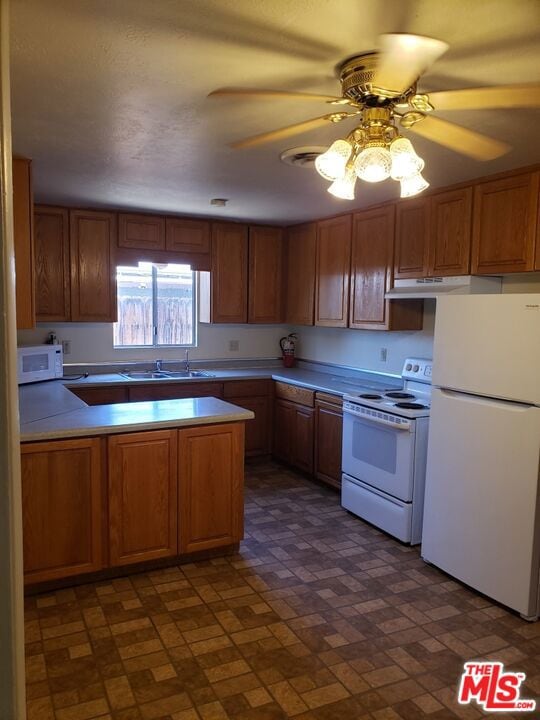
[413,364,419,372]
[406,363,412,371]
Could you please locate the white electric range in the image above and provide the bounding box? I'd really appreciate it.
[341,357,432,544]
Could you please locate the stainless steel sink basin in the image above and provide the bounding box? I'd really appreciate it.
[119,369,215,379]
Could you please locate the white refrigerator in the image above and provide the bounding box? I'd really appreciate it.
[421,294,540,619]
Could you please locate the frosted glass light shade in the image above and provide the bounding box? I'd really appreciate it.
[315,140,352,181]
[328,166,356,200]
[400,171,429,198]
[354,146,392,183]
[390,137,424,180]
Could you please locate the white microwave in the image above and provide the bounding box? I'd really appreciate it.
[17,344,64,384]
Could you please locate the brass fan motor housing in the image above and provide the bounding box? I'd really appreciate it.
[338,52,416,106]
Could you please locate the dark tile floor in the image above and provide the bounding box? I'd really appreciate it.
[25,462,540,719]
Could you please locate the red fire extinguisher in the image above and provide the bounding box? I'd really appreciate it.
[280,333,297,368]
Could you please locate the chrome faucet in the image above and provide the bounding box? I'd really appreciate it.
[185,349,190,373]
[155,359,163,372]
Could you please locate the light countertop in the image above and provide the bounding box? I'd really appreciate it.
[20,396,254,442]
[19,363,401,442]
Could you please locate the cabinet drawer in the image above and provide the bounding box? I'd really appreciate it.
[315,391,343,408]
[223,380,271,398]
[129,382,223,402]
[274,381,314,407]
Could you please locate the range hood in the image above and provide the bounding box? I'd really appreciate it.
[385,275,502,299]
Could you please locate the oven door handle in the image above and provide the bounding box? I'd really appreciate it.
[343,407,412,430]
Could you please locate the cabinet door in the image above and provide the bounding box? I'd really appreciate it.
[34,206,70,321]
[286,223,316,325]
[394,198,429,278]
[227,395,271,455]
[108,430,178,566]
[166,217,211,255]
[21,438,103,584]
[472,172,539,274]
[178,423,244,553]
[69,386,129,406]
[70,210,117,321]
[292,406,314,474]
[129,381,223,402]
[13,158,35,329]
[428,187,472,276]
[273,398,294,463]
[350,205,394,329]
[118,213,165,250]
[315,215,351,327]
[205,223,248,323]
[248,226,284,323]
[315,400,343,489]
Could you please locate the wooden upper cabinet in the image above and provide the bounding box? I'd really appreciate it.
[350,205,394,329]
[13,158,35,329]
[165,217,211,255]
[472,171,539,274]
[118,213,165,250]
[394,197,430,278]
[178,422,244,554]
[21,437,103,584]
[200,222,248,323]
[315,215,352,327]
[34,206,70,321]
[428,187,472,276]
[248,225,284,323]
[108,430,178,566]
[285,222,316,325]
[70,209,117,322]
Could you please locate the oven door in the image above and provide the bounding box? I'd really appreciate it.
[342,407,415,501]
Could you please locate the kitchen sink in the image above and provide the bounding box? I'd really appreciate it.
[119,369,215,379]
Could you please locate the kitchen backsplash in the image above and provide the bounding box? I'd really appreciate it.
[17,276,540,372]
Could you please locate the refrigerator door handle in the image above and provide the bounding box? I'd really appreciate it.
[438,387,535,411]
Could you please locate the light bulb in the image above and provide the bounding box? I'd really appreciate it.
[328,166,356,200]
[354,146,392,183]
[315,139,352,181]
[400,171,429,198]
[390,137,424,180]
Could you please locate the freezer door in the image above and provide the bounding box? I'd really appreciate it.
[422,388,540,617]
[432,294,540,405]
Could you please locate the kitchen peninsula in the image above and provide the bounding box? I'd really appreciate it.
[20,381,254,590]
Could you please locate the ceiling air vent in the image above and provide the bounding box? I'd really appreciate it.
[280,146,328,168]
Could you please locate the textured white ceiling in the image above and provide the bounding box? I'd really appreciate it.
[10,0,540,223]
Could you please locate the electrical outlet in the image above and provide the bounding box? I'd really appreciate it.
[380,347,387,362]
[229,340,239,352]
[62,340,71,355]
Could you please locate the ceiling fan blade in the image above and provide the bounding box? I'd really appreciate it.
[230,113,356,150]
[209,88,348,105]
[406,115,510,161]
[372,34,449,96]
[428,83,540,110]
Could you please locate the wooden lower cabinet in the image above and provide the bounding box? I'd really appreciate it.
[70,385,129,406]
[178,423,244,553]
[21,438,103,584]
[223,380,272,456]
[108,430,178,566]
[273,397,314,474]
[314,394,343,490]
[129,382,223,402]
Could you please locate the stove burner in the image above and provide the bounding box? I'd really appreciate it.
[359,393,382,400]
[385,391,415,399]
[394,402,428,410]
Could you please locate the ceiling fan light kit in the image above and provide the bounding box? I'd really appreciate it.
[210,32,540,202]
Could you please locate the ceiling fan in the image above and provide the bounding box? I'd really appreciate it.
[209,33,540,199]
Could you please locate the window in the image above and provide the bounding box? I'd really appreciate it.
[114,263,197,348]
